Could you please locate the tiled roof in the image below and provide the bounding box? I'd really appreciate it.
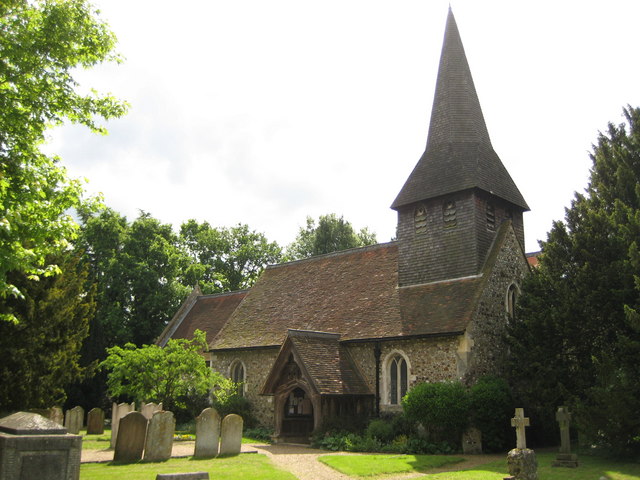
[158,289,247,346]
[211,242,485,350]
[392,8,528,211]
[289,330,372,395]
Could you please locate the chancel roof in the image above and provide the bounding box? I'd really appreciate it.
[391,8,528,211]
[211,241,490,350]
[156,288,247,347]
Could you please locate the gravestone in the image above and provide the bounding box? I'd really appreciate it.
[552,406,578,468]
[64,406,84,435]
[50,407,64,426]
[111,402,135,448]
[507,408,537,480]
[156,473,209,480]
[86,408,105,435]
[144,411,175,462]
[462,426,482,454]
[219,414,243,456]
[194,408,220,458]
[113,411,148,463]
[0,411,81,480]
[141,402,163,420]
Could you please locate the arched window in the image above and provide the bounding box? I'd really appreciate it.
[506,283,518,317]
[230,360,246,396]
[385,353,409,405]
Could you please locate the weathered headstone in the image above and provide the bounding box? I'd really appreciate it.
[113,411,148,463]
[194,408,220,458]
[462,426,482,454]
[111,401,135,448]
[156,473,210,480]
[144,411,175,462]
[50,406,64,426]
[141,402,163,420]
[552,406,578,468]
[64,406,84,435]
[219,414,243,456]
[0,411,81,480]
[507,408,537,480]
[86,407,105,435]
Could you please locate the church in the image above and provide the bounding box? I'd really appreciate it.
[157,8,531,443]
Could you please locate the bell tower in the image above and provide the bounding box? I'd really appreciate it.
[392,8,529,287]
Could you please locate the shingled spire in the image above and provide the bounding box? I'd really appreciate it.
[393,8,529,286]
[391,8,528,211]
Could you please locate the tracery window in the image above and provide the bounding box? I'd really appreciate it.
[388,354,408,405]
[230,360,245,396]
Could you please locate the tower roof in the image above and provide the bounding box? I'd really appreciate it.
[392,8,529,211]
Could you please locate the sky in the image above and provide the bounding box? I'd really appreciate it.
[46,0,640,254]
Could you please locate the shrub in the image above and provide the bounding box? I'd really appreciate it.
[469,375,514,452]
[402,380,470,449]
[210,378,256,426]
[366,418,394,443]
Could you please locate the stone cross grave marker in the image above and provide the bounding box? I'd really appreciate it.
[194,407,221,458]
[87,407,105,434]
[219,414,243,456]
[114,411,148,463]
[144,410,175,462]
[511,408,530,449]
[552,406,578,468]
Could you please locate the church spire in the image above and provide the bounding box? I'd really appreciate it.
[391,8,529,211]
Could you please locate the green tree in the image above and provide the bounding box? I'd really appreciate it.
[0,251,95,410]
[286,214,377,260]
[180,220,282,292]
[507,106,640,455]
[0,0,127,319]
[100,330,221,414]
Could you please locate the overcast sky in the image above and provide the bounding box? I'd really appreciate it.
[46,1,640,253]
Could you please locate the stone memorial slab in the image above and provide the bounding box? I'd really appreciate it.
[219,414,243,456]
[111,401,135,448]
[144,411,175,462]
[194,408,220,458]
[462,426,482,454]
[156,473,210,480]
[64,406,84,435]
[141,402,163,420]
[113,411,148,463]
[87,407,105,435]
[0,411,81,480]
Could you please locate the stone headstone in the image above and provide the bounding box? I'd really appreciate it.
[87,407,105,435]
[219,414,243,456]
[194,408,220,458]
[64,406,84,435]
[113,411,148,463]
[552,406,578,468]
[141,402,163,420]
[0,411,81,480]
[144,411,175,462]
[510,408,530,449]
[507,448,538,480]
[50,407,64,426]
[156,473,210,480]
[111,401,135,448]
[462,426,482,454]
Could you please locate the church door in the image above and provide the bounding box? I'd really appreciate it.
[280,387,314,442]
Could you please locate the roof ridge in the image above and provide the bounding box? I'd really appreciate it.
[269,241,397,270]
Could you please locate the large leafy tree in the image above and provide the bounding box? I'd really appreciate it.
[180,220,282,293]
[0,251,95,410]
[507,106,640,455]
[286,213,377,260]
[100,330,221,414]
[0,0,127,319]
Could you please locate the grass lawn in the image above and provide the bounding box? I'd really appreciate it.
[320,451,640,480]
[319,454,463,476]
[80,453,297,480]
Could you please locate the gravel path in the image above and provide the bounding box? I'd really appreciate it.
[81,441,505,479]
